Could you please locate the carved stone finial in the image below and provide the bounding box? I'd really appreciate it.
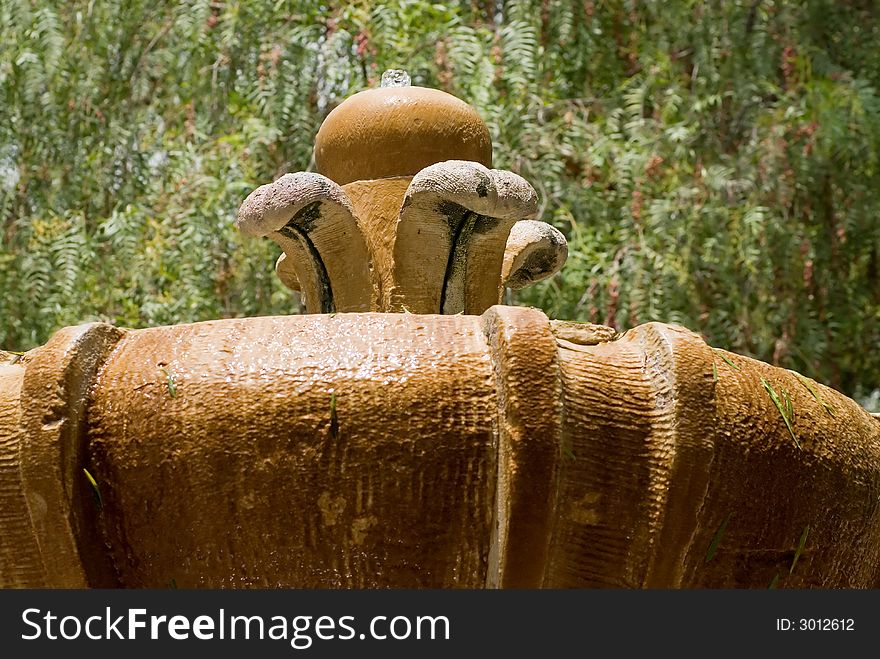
[313,79,492,185]
[237,79,568,314]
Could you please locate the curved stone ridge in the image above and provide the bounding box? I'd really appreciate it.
[3,323,125,587]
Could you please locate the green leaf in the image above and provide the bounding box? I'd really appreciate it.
[793,373,836,418]
[705,512,733,563]
[83,468,103,510]
[761,378,801,449]
[715,350,741,372]
[790,526,810,575]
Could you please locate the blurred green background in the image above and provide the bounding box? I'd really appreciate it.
[1,1,878,408]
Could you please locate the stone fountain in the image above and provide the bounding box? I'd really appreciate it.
[1,72,879,589]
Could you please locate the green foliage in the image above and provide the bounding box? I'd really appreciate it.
[1,1,878,407]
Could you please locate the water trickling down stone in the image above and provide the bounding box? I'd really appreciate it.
[381,69,411,88]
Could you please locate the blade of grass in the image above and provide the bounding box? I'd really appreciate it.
[793,373,836,418]
[705,512,733,563]
[2,350,24,365]
[712,360,718,382]
[790,525,810,575]
[761,377,800,449]
[768,573,780,589]
[714,350,741,372]
[83,468,103,510]
[782,387,794,422]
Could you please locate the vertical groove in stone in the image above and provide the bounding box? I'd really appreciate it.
[481,306,563,588]
[545,329,658,587]
[634,324,717,587]
[18,323,125,587]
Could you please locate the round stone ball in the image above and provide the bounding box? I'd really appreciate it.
[314,86,493,185]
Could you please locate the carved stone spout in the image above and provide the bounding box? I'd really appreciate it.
[237,77,566,315]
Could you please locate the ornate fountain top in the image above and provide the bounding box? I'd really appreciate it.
[237,71,567,315]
